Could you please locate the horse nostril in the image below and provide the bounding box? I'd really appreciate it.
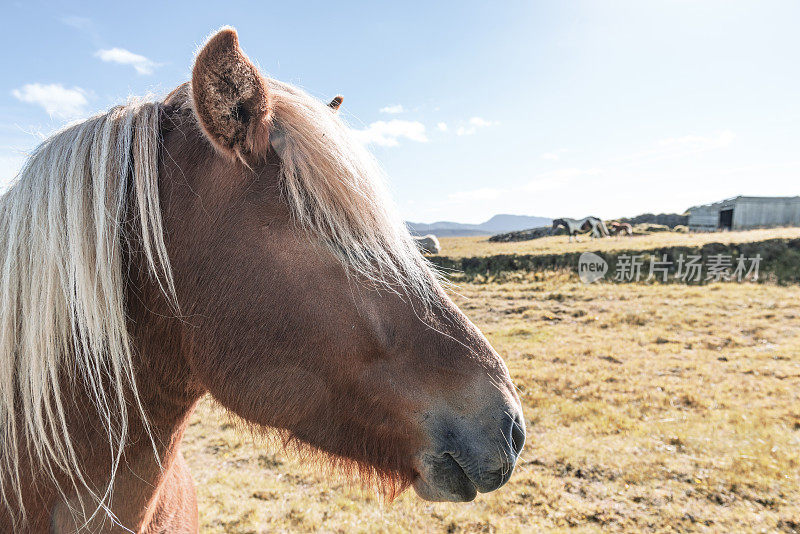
[510,412,526,457]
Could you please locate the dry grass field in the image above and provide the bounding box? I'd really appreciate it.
[438,227,800,258]
[183,270,800,533]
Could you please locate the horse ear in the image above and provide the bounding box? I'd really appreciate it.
[191,28,271,158]
[328,95,343,112]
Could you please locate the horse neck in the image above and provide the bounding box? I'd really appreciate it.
[26,286,200,533]
[127,285,203,425]
[50,391,198,532]
[51,252,205,530]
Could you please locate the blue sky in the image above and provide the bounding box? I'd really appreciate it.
[2,1,799,223]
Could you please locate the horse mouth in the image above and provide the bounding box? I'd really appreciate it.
[412,453,478,502]
[411,407,524,502]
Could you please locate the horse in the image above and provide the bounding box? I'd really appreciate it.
[0,28,525,533]
[413,234,441,255]
[608,221,633,237]
[552,216,609,242]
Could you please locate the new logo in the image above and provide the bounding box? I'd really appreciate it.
[578,252,608,283]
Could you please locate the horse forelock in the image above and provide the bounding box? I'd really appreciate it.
[266,79,440,301]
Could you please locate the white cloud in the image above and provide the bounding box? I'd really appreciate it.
[353,120,428,147]
[523,168,602,192]
[456,116,498,136]
[611,130,736,168]
[61,15,103,46]
[437,122,448,132]
[61,15,92,31]
[448,168,601,205]
[658,130,734,150]
[541,148,568,161]
[11,83,89,119]
[409,128,758,222]
[95,48,157,75]
[379,104,404,114]
[468,117,493,127]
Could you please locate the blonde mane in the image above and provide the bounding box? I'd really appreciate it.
[0,78,436,524]
[0,101,173,523]
[266,78,437,304]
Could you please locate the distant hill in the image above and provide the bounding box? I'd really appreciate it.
[407,214,552,237]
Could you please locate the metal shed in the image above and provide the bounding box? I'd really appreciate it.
[687,196,800,232]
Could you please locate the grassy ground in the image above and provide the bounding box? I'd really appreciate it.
[183,273,800,533]
[438,227,800,258]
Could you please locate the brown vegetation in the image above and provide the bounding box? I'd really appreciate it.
[184,272,800,532]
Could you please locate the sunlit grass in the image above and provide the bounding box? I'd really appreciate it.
[437,227,800,258]
[184,272,800,532]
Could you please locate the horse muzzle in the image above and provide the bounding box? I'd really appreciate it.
[412,404,526,501]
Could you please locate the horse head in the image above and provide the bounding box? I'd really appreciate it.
[150,28,524,503]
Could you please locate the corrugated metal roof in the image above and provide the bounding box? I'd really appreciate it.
[686,195,800,213]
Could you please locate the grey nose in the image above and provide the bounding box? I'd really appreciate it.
[482,409,525,491]
[414,404,526,502]
[456,407,526,494]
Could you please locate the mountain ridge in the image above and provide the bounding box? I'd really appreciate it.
[407,214,553,237]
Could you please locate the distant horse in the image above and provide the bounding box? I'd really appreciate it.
[552,216,610,241]
[413,234,441,255]
[608,221,633,237]
[0,29,524,532]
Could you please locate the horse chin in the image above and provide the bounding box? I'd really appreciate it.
[411,455,478,502]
